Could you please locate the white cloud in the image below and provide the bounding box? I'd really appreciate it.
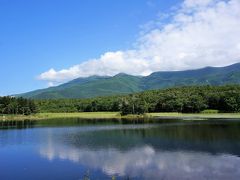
[39,0,240,84]
[47,82,55,87]
[183,0,217,8]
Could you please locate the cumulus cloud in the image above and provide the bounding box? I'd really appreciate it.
[38,0,240,84]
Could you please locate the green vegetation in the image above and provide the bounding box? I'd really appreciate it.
[0,112,120,121]
[0,96,37,115]
[35,112,120,119]
[19,73,142,99]
[2,85,240,120]
[201,109,219,114]
[34,85,240,115]
[18,62,240,99]
[148,112,240,120]
[1,112,240,121]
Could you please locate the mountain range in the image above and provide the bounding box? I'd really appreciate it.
[18,62,240,99]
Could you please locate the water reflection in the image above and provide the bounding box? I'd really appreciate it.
[40,144,240,179]
[38,122,240,179]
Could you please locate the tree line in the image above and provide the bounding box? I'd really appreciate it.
[1,85,240,115]
[0,96,37,115]
[34,85,240,115]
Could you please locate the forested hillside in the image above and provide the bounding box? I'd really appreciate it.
[35,85,240,114]
[20,74,142,99]
[2,85,240,115]
[19,63,240,99]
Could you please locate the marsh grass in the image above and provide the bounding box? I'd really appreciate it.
[147,112,240,119]
[1,112,240,122]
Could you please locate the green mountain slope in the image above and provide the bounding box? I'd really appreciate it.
[141,62,240,89]
[20,76,110,98]
[18,62,240,99]
[20,73,142,99]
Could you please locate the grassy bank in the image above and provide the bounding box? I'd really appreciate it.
[147,112,240,120]
[0,112,120,121]
[1,112,240,121]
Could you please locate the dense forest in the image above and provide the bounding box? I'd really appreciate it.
[1,85,240,115]
[34,85,240,115]
[0,96,37,115]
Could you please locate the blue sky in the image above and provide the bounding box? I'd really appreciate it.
[0,0,180,95]
[1,0,240,95]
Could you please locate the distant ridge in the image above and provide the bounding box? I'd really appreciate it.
[18,62,240,99]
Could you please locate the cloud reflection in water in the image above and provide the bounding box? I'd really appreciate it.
[39,128,240,180]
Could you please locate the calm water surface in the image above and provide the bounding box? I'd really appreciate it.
[0,119,240,180]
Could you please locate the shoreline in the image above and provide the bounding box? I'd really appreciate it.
[1,112,240,121]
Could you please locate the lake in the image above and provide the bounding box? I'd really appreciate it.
[0,119,240,180]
